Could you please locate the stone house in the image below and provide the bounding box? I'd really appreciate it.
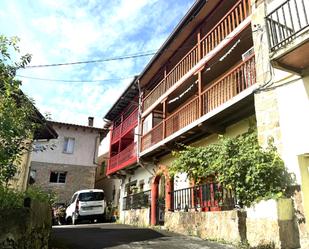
[30,118,108,204]
[102,0,309,247]
[8,103,58,192]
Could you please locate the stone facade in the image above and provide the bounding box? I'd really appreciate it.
[30,161,96,203]
[164,199,300,249]
[0,200,51,249]
[164,210,246,244]
[122,208,150,227]
[30,121,104,204]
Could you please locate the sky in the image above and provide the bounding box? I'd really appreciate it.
[0,0,195,129]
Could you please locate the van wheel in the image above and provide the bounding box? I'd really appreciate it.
[66,217,72,225]
[72,213,79,225]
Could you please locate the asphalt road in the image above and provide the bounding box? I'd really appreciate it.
[51,223,236,249]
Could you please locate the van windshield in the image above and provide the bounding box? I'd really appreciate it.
[79,192,104,201]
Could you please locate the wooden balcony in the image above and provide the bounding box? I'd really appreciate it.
[107,143,137,175]
[111,108,138,144]
[142,0,251,113]
[141,55,256,153]
[266,0,309,73]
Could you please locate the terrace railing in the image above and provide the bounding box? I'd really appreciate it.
[141,55,255,152]
[171,183,236,212]
[266,0,309,51]
[142,0,251,112]
[122,190,151,210]
[111,108,138,144]
[107,143,137,173]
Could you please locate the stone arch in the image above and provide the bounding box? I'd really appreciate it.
[151,165,173,225]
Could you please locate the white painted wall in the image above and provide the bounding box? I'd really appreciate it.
[32,124,101,167]
[119,165,154,222]
[276,75,309,183]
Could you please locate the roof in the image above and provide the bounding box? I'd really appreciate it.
[49,120,108,133]
[138,0,221,87]
[103,77,139,121]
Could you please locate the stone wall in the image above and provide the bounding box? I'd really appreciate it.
[164,199,301,249]
[0,200,51,249]
[31,161,96,203]
[165,210,246,244]
[122,208,150,227]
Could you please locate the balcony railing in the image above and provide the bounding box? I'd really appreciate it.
[111,108,138,144]
[107,143,137,174]
[266,0,309,51]
[171,183,236,212]
[202,54,255,113]
[123,190,151,210]
[142,0,251,112]
[201,0,251,57]
[165,97,199,137]
[141,122,163,152]
[141,55,255,152]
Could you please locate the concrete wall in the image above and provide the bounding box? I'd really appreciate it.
[0,200,51,249]
[32,124,100,167]
[30,161,96,203]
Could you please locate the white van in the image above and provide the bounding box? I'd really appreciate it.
[65,189,105,225]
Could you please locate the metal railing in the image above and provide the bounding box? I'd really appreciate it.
[122,190,151,210]
[266,0,309,51]
[171,183,236,212]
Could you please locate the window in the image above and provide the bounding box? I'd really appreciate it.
[79,192,104,201]
[63,137,75,154]
[29,169,36,185]
[100,161,106,175]
[50,171,67,183]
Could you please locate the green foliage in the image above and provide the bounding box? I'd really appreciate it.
[170,129,293,207]
[0,185,55,209]
[0,35,38,185]
[25,186,56,206]
[0,185,24,209]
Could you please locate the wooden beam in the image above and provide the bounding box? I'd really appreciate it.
[197,123,225,134]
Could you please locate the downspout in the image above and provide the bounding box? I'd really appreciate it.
[136,79,155,177]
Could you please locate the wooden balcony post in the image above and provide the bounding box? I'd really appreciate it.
[164,66,167,92]
[162,98,167,139]
[197,29,202,61]
[198,70,202,118]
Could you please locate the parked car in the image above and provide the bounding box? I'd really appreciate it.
[65,189,106,225]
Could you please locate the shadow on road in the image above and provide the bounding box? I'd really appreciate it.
[51,224,167,249]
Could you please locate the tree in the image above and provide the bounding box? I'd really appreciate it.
[170,129,294,207]
[0,35,37,185]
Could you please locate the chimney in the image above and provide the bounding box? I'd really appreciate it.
[88,117,94,127]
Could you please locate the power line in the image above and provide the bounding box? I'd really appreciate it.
[24,51,157,69]
[16,74,136,83]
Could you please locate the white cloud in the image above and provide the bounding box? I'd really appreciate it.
[0,0,195,128]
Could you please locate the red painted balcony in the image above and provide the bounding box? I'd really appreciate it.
[141,55,256,152]
[142,0,251,113]
[107,143,137,175]
[111,108,138,144]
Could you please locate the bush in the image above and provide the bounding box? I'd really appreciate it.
[0,185,55,209]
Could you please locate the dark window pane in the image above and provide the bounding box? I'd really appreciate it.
[50,172,58,183]
[79,192,104,201]
[58,172,66,183]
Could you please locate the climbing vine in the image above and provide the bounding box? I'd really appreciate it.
[170,129,293,207]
